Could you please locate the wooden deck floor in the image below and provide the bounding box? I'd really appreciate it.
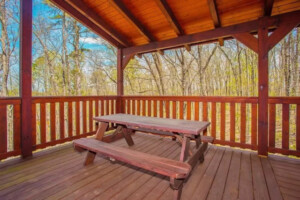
[0,133,300,200]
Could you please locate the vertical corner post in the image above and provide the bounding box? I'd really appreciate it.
[20,0,33,158]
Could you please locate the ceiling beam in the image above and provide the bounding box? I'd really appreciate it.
[155,0,184,36]
[66,0,131,47]
[123,10,300,56]
[50,0,123,48]
[108,0,155,42]
[264,0,274,16]
[207,0,220,27]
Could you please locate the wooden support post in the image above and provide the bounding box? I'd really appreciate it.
[117,48,124,113]
[257,19,269,156]
[20,0,33,158]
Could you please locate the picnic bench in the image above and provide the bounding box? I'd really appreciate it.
[74,114,213,200]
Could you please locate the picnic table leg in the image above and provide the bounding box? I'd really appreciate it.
[122,128,135,146]
[179,136,190,162]
[84,122,108,165]
[170,178,183,200]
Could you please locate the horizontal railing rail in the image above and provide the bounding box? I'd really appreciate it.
[0,95,299,160]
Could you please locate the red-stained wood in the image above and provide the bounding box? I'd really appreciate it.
[179,101,184,120]
[159,100,163,118]
[74,137,191,179]
[95,114,210,136]
[31,103,36,145]
[264,0,274,16]
[269,104,276,148]
[127,99,131,114]
[187,101,191,120]
[207,0,220,27]
[111,100,115,115]
[95,100,99,116]
[203,102,208,135]
[230,102,235,142]
[40,103,46,144]
[76,101,80,136]
[59,102,65,139]
[20,0,33,157]
[153,100,157,117]
[89,101,93,131]
[179,136,190,162]
[142,100,146,116]
[0,105,7,153]
[233,33,258,53]
[240,103,246,144]
[251,103,257,147]
[257,19,269,156]
[297,104,300,152]
[101,100,104,116]
[106,100,110,115]
[220,103,225,141]
[50,103,56,142]
[172,101,176,119]
[82,101,87,133]
[68,102,73,137]
[195,101,199,121]
[137,100,140,115]
[282,104,289,150]
[211,102,216,139]
[131,99,135,115]
[148,100,152,117]
[13,104,21,151]
[165,100,170,118]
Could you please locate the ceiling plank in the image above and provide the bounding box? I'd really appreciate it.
[66,0,131,47]
[207,0,220,27]
[50,0,123,47]
[123,10,300,56]
[155,0,184,36]
[108,0,155,42]
[264,0,274,16]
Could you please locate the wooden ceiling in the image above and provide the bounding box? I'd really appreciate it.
[51,0,300,48]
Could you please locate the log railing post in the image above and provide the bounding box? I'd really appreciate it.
[20,0,33,158]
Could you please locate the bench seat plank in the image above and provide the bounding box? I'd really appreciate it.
[74,138,191,179]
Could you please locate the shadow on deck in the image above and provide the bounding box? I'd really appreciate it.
[0,133,299,200]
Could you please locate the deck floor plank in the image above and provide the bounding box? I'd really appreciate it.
[0,133,300,200]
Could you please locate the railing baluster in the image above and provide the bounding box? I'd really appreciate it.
[159,100,163,118]
[211,102,216,139]
[179,101,184,119]
[132,100,136,115]
[165,100,170,118]
[31,103,36,145]
[240,103,246,144]
[142,100,146,116]
[282,104,289,149]
[89,101,93,131]
[83,101,87,133]
[14,104,21,151]
[101,100,104,116]
[50,102,56,141]
[106,100,110,115]
[148,100,151,117]
[59,102,65,139]
[297,104,300,152]
[230,102,235,142]
[187,101,191,120]
[76,101,80,136]
[195,101,199,121]
[137,100,140,116]
[269,104,276,148]
[251,103,257,148]
[40,103,46,144]
[172,101,176,119]
[220,103,225,141]
[153,100,157,117]
[0,105,7,153]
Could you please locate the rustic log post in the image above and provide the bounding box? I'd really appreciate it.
[257,18,269,156]
[20,0,33,158]
[116,48,124,113]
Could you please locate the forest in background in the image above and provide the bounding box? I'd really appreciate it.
[0,0,299,98]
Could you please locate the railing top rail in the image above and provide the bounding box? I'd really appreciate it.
[32,96,118,103]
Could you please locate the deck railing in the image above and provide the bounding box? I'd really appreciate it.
[0,95,299,160]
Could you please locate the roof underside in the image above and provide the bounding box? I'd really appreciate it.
[51,0,300,49]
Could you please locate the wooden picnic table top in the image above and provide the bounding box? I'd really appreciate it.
[94,114,210,136]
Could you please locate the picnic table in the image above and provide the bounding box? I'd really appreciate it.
[74,114,213,200]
